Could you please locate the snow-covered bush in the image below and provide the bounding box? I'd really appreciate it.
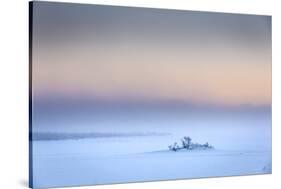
[168,136,214,151]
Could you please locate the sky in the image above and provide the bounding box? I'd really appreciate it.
[31,2,272,132]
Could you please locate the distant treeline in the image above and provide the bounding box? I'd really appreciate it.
[32,132,170,141]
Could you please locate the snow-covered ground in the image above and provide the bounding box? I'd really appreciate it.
[31,113,271,188]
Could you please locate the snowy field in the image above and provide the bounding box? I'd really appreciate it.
[31,113,271,188]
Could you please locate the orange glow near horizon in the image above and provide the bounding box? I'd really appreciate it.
[33,46,271,106]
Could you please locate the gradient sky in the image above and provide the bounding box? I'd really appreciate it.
[31,2,271,113]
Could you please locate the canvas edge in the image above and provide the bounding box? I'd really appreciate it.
[29,1,34,188]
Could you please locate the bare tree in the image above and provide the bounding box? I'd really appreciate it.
[183,136,192,149]
[172,142,179,151]
[181,139,187,148]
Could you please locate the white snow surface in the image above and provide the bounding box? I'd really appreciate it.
[31,115,272,188]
